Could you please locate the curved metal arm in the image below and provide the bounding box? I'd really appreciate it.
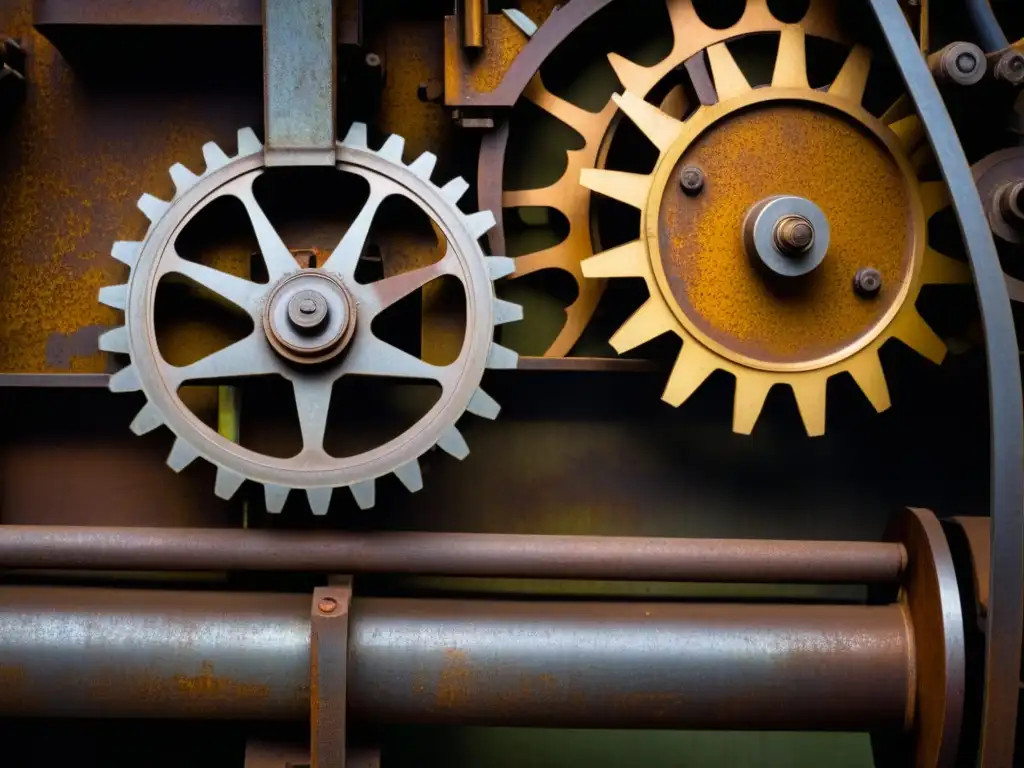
[867,1,1024,766]
[965,0,1010,53]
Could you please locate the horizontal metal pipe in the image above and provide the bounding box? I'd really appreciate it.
[0,587,913,730]
[0,526,906,583]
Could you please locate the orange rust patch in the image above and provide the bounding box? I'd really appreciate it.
[444,15,527,103]
[657,103,914,365]
[436,647,475,709]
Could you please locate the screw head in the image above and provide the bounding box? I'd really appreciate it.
[365,52,382,68]
[679,166,705,196]
[287,289,330,333]
[318,597,338,614]
[853,267,883,297]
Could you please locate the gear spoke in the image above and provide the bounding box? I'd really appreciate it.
[324,189,388,281]
[345,333,449,384]
[170,333,278,387]
[363,246,457,316]
[292,375,335,455]
[168,252,264,315]
[233,178,301,282]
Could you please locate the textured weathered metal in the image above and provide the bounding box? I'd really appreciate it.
[32,0,262,25]
[657,102,915,364]
[0,587,915,732]
[444,14,528,105]
[0,524,908,583]
[263,0,336,166]
[311,582,352,768]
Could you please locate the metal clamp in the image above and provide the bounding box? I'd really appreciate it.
[311,579,353,768]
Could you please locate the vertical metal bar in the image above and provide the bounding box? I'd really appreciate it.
[463,0,485,48]
[866,2,1024,765]
[263,0,337,166]
[311,581,352,768]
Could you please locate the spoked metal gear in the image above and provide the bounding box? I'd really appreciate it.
[579,25,970,436]
[98,124,520,514]
[498,0,848,356]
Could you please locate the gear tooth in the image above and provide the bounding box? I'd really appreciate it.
[378,134,406,162]
[408,151,437,180]
[169,163,199,197]
[129,401,165,436]
[342,122,369,148]
[202,141,231,172]
[307,488,333,516]
[112,241,142,268]
[394,460,424,493]
[98,284,128,311]
[349,480,375,510]
[486,342,519,370]
[493,298,523,326]
[166,437,200,472]
[467,387,501,420]
[467,210,497,239]
[236,127,263,156]
[437,424,470,460]
[264,484,290,514]
[441,177,470,205]
[109,364,143,393]
[137,193,170,224]
[486,256,515,280]
[98,326,130,354]
[214,466,245,500]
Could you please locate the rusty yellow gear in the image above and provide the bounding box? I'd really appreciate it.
[579,27,970,436]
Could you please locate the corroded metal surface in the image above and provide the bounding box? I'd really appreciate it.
[657,103,914,364]
[0,0,261,373]
[444,14,528,105]
[0,586,916,732]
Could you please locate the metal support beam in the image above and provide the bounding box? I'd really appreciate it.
[263,0,337,166]
[311,581,352,768]
[865,2,1024,766]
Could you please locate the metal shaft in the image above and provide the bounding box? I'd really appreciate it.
[0,526,906,583]
[0,587,912,730]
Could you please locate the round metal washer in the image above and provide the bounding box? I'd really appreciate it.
[744,195,831,278]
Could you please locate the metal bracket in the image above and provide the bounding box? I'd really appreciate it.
[311,579,353,768]
[263,0,337,166]
[867,1,1024,766]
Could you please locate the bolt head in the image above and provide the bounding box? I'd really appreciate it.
[955,52,977,74]
[318,597,338,614]
[679,166,705,196]
[773,215,815,254]
[287,289,330,333]
[853,267,883,297]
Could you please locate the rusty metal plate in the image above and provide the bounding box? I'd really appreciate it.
[657,103,915,365]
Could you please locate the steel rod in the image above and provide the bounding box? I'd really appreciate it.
[0,587,912,730]
[0,526,906,583]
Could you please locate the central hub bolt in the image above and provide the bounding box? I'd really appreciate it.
[287,289,330,333]
[773,215,815,254]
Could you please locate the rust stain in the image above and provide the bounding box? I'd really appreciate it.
[445,15,527,103]
[132,661,270,710]
[0,0,259,373]
[435,647,475,710]
[657,103,914,364]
